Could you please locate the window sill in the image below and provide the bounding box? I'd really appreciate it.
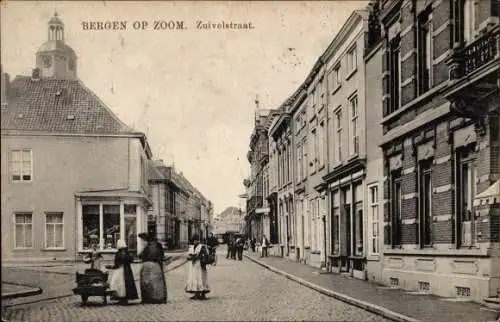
[331,85,341,96]
[79,249,118,254]
[383,248,489,257]
[12,247,34,251]
[42,248,66,251]
[347,154,359,162]
[346,68,357,81]
[11,180,33,184]
[367,254,380,261]
[381,82,448,125]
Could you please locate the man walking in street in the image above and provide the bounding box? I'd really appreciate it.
[236,236,244,260]
[261,235,269,257]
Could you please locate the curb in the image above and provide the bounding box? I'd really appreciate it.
[2,257,188,308]
[1,287,43,300]
[244,254,419,322]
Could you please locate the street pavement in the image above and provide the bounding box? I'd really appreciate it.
[2,246,388,321]
[244,250,500,322]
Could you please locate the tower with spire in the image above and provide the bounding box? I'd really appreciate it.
[35,12,77,79]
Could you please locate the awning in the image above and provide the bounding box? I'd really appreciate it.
[473,180,499,206]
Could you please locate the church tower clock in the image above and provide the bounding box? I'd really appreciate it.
[36,12,77,79]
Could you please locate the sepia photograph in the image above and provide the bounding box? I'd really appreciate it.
[1,0,499,321]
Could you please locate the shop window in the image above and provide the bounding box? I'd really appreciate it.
[369,185,379,255]
[103,205,120,249]
[82,205,100,250]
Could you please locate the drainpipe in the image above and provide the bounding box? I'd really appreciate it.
[322,215,327,269]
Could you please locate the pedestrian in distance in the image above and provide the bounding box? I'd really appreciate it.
[230,236,237,260]
[138,232,167,304]
[261,235,269,257]
[250,237,256,253]
[206,232,219,266]
[185,234,211,300]
[236,236,244,260]
[107,239,139,305]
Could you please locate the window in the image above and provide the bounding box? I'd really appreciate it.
[124,204,137,254]
[391,171,403,247]
[297,144,303,182]
[287,143,292,183]
[302,139,307,181]
[462,0,476,43]
[45,213,64,249]
[312,129,318,172]
[418,11,433,94]
[82,203,133,251]
[11,149,32,182]
[369,185,379,255]
[320,78,326,108]
[14,213,33,248]
[389,36,401,113]
[354,183,363,256]
[311,88,317,110]
[419,159,433,247]
[335,108,343,162]
[456,144,477,247]
[347,46,357,74]
[349,95,359,155]
[82,205,100,250]
[331,191,340,254]
[103,205,120,249]
[332,64,341,90]
[319,122,325,167]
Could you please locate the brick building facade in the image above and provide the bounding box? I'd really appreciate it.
[378,0,499,301]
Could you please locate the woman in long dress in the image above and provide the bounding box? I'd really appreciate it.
[185,234,210,300]
[138,233,167,304]
[108,240,139,305]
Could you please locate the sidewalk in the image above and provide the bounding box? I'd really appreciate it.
[1,252,188,307]
[244,252,500,322]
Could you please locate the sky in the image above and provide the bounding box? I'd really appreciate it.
[1,1,367,214]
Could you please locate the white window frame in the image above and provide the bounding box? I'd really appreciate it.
[347,46,357,75]
[10,149,33,182]
[311,128,318,172]
[318,122,325,167]
[335,107,343,163]
[14,212,34,249]
[368,184,379,255]
[332,64,341,91]
[44,212,65,249]
[463,0,476,44]
[349,95,359,156]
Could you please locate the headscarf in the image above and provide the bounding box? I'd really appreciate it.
[117,239,127,249]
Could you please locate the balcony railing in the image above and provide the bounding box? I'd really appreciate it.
[448,26,499,80]
[463,30,498,75]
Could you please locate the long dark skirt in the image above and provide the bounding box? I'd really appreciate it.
[140,261,167,303]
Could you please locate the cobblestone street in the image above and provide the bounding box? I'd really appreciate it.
[2,248,388,321]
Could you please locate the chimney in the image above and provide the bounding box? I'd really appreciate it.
[1,71,10,106]
[32,68,41,81]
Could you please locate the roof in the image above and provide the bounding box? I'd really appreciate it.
[1,76,138,135]
[38,40,76,55]
[148,161,165,182]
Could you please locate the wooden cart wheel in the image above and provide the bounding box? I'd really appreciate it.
[81,295,88,305]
